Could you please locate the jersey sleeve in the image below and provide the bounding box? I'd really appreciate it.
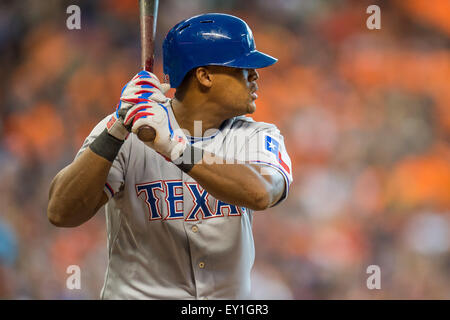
[75,115,127,199]
[239,124,293,206]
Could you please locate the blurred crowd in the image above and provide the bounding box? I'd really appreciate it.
[0,0,449,299]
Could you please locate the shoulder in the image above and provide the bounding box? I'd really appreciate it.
[229,115,281,135]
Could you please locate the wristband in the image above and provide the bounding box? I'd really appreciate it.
[173,145,203,173]
[89,129,124,162]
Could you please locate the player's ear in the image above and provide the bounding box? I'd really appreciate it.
[195,67,213,88]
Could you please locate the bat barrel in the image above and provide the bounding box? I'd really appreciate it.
[139,0,159,72]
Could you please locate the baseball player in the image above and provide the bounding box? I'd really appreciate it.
[48,13,292,300]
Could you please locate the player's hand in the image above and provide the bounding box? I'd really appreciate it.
[106,71,171,141]
[120,70,170,105]
[124,101,188,161]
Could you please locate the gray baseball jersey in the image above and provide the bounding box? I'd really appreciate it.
[76,100,293,300]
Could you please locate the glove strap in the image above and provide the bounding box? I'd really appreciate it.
[89,129,124,162]
[107,116,130,140]
[173,145,203,173]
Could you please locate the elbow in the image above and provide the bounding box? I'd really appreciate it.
[248,190,272,211]
[47,179,66,227]
[47,200,78,228]
[48,212,66,227]
[47,203,67,227]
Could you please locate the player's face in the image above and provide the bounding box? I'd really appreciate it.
[210,67,259,115]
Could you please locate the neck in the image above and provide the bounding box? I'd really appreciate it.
[171,97,228,137]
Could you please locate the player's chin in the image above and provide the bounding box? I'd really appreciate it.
[246,101,257,114]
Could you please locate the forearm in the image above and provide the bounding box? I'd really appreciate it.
[47,148,112,227]
[186,150,284,211]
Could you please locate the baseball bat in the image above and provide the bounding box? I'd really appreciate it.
[137,0,158,142]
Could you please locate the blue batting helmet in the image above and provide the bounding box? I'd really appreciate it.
[163,13,278,88]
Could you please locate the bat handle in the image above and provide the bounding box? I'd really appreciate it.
[137,125,156,142]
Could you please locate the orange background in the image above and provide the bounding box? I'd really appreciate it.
[0,0,448,299]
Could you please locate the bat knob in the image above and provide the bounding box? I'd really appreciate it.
[137,125,156,142]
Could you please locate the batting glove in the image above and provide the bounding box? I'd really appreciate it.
[120,70,171,105]
[106,71,171,141]
[123,101,188,161]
